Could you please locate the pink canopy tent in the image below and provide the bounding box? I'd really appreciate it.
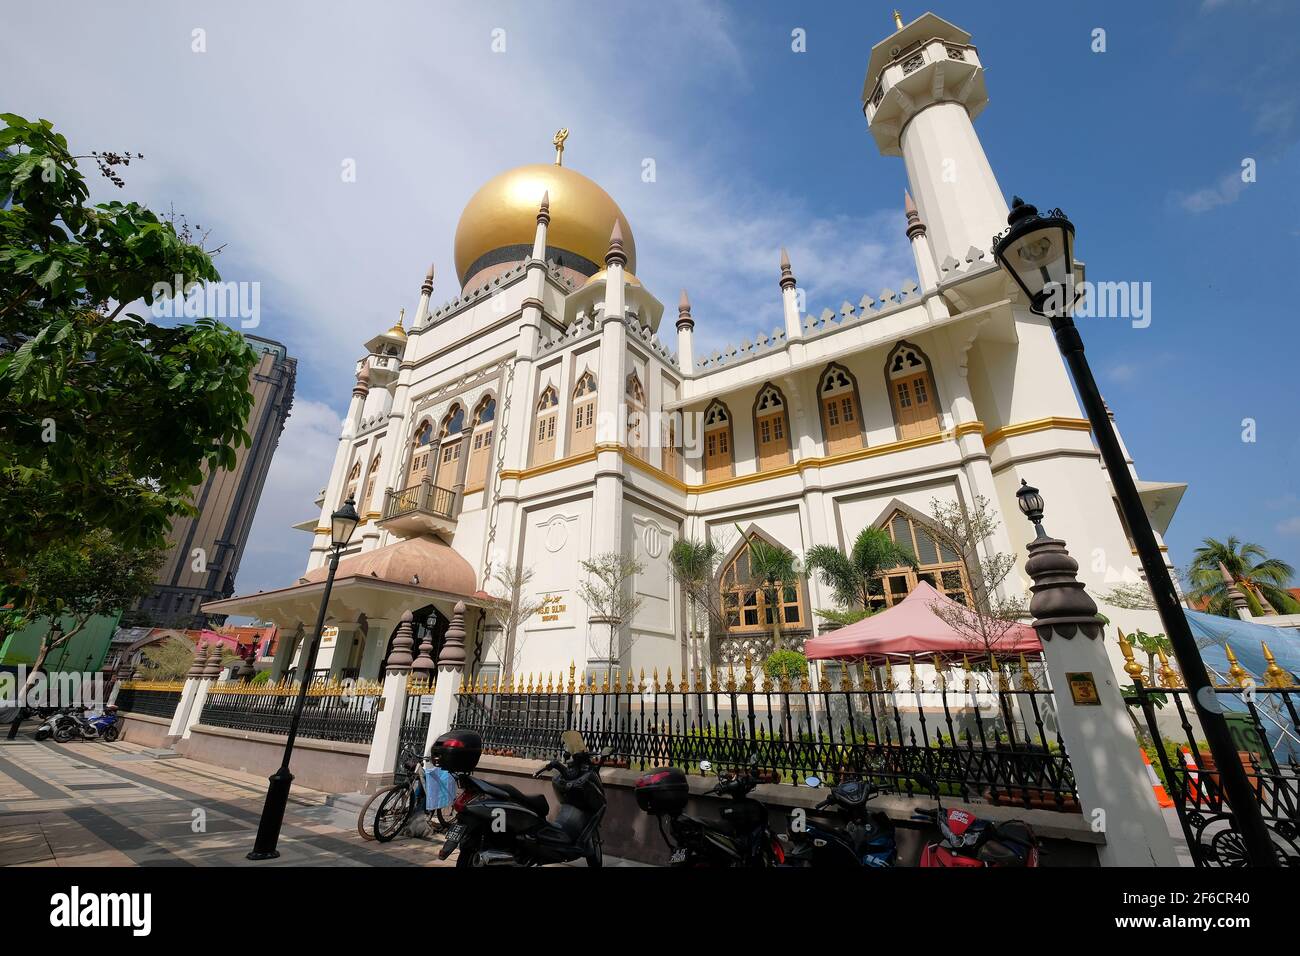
[803,581,1042,662]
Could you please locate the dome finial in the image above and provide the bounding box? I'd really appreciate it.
[893,9,904,31]
[552,128,569,166]
[606,220,627,267]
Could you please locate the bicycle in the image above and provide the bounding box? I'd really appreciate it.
[371,746,458,843]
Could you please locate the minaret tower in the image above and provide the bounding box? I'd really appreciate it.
[862,12,1006,269]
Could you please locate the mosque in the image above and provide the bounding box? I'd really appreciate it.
[205,12,1185,689]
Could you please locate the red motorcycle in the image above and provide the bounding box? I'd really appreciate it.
[910,773,1040,867]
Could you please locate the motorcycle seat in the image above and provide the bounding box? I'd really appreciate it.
[480,780,549,819]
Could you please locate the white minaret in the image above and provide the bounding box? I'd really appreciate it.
[863,12,1007,269]
[675,289,694,376]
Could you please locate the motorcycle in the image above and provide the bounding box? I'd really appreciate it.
[782,775,897,867]
[53,705,121,743]
[32,707,65,741]
[635,756,785,867]
[437,729,609,867]
[910,772,1040,867]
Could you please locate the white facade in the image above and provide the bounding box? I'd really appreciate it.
[209,12,1184,689]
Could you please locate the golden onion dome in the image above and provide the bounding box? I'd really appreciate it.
[453,163,636,287]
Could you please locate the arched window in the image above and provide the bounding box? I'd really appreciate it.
[532,385,559,465]
[819,363,863,454]
[343,460,361,505]
[570,370,597,456]
[436,403,466,483]
[870,510,972,611]
[886,342,940,439]
[465,395,496,492]
[361,453,382,515]
[752,383,790,471]
[719,533,805,634]
[625,371,646,459]
[406,420,434,488]
[703,401,733,482]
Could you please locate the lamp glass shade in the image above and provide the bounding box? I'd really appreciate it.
[1016,480,1044,519]
[331,497,361,547]
[992,199,1076,316]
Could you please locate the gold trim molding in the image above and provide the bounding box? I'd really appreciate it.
[983,417,1091,449]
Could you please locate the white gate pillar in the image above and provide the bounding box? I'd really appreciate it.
[1020,484,1178,867]
[364,611,414,790]
[166,641,211,738]
[182,643,225,740]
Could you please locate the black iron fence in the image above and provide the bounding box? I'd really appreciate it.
[451,663,1078,811]
[198,678,383,744]
[114,680,184,719]
[1127,675,1300,867]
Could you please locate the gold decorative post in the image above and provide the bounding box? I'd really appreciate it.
[552,128,569,165]
[1117,629,1145,682]
[1156,648,1183,689]
[893,9,904,31]
[743,653,755,692]
[653,668,662,693]
[1224,645,1251,688]
[1017,653,1039,692]
[568,662,576,694]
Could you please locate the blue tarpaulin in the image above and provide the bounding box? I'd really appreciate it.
[424,767,457,811]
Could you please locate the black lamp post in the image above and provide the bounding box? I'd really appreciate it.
[247,495,360,860]
[996,201,1277,867]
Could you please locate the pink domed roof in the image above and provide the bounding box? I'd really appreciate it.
[304,536,477,596]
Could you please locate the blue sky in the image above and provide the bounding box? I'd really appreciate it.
[2,0,1297,592]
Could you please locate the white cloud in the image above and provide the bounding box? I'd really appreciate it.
[1174,171,1248,214]
[1278,516,1300,536]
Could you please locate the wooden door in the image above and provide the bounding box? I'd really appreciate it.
[822,393,860,454]
[756,412,787,470]
[704,429,730,482]
[894,373,938,439]
[533,413,556,464]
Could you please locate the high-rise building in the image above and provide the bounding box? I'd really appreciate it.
[135,334,296,627]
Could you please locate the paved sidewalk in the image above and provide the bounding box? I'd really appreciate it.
[0,735,451,867]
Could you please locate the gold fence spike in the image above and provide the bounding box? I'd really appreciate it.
[1117,629,1145,681]
[818,670,831,693]
[1156,648,1183,689]
[601,671,610,694]
[778,669,792,693]
[1018,652,1038,692]
[743,653,755,692]
[726,664,737,693]
[799,671,811,693]
[861,664,875,691]
[639,667,646,694]
[568,661,577,694]
[1262,642,1294,689]
[909,655,919,692]
[1224,645,1251,688]
[654,667,662,693]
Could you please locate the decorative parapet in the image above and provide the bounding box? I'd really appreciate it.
[426,259,579,327]
[119,679,187,693]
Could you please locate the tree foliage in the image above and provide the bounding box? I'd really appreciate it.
[739,527,802,651]
[138,637,198,681]
[806,525,916,612]
[484,562,546,680]
[925,496,1027,654]
[667,537,725,637]
[0,114,257,607]
[577,551,645,680]
[1187,536,1298,618]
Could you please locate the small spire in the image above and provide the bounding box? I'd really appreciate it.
[536,189,550,226]
[421,262,434,296]
[779,247,796,290]
[676,288,694,331]
[893,9,904,31]
[904,190,926,240]
[605,219,627,267]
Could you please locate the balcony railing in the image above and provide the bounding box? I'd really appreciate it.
[379,479,457,535]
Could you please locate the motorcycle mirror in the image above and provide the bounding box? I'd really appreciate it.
[560,729,585,755]
[912,772,939,794]
[698,760,712,773]
[804,775,822,789]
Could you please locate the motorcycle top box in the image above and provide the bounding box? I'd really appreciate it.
[635,766,689,815]
[431,730,482,773]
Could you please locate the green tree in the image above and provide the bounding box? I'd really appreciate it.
[805,526,917,623]
[763,649,807,686]
[1128,629,1172,679]
[1188,537,1298,618]
[667,537,724,671]
[576,551,645,683]
[5,530,163,695]
[0,114,257,608]
[738,527,802,652]
[138,636,199,681]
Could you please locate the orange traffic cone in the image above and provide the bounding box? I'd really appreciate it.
[1141,749,1174,808]
[1180,747,1200,804]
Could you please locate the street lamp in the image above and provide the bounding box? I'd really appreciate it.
[247,495,360,860]
[995,201,1278,867]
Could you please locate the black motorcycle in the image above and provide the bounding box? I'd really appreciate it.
[636,757,784,867]
[437,729,609,867]
[782,775,897,867]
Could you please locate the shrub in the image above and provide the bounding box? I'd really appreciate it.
[764,649,808,684]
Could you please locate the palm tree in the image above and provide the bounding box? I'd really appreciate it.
[741,530,801,651]
[805,526,918,618]
[668,537,723,672]
[1188,537,1298,618]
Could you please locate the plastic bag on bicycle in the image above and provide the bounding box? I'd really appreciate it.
[425,766,457,811]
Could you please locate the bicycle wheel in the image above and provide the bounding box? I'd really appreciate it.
[373,786,414,843]
[356,788,391,841]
